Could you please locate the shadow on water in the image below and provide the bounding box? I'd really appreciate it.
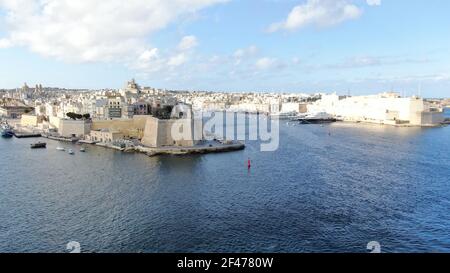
[154,155,203,174]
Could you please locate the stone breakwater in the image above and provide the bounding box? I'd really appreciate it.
[42,133,245,156]
[135,142,246,157]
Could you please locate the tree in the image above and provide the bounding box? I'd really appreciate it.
[66,112,77,120]
[152,105,173,119]
[82,113,91,120]
[66,112,83,120]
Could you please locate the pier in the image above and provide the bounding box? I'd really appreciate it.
[135,141,245,157]
[13,132,42,138]
[41,134,78,143]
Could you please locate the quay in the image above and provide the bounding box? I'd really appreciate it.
[11,126,42,138]
[41,132,245,157]
[13,132,42,138]
[135,141,245,157]
[41,134,78,143]
[95,142,126,151]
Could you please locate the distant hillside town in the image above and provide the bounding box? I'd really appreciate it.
[0,80,448,152]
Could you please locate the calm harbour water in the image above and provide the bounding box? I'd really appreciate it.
[1,110,449,253]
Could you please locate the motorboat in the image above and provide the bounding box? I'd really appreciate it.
[30,142,47,149]
[68,149,75,155]
[79,147,86,152]
[293,112,337,124]
[56,147,65,151]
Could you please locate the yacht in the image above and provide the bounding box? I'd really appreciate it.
[293,112,337,124]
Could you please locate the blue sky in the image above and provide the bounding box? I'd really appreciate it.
[0,0,449,97]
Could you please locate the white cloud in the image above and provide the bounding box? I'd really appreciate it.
[138,48,159,62]
[268,0,363,32]
[168,53,188,67]
[292,57,301,65]
[233,45,258,59]
[360,73,450,84]
[178,35,198,51]
[133,51,166,73]
[0,38,12,48]
[0,0,226,62]
[366,0,381,6]
[233,45,258,65]
[209,55,220,63]
[132,35,197,73]
[329,55,431,69]
[255,57,277,70]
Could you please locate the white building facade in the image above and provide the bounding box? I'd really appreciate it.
[308,93,444,126]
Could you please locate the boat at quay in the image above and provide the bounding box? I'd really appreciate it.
[1,122,14,138]
[293,112,337,124]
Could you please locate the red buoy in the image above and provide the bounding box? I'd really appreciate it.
[247,158,251,169]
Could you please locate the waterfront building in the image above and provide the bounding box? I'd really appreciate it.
[4,79,444,130]
[133,101,150,115]
[308,92,445,126]
[270,102,308,115]
[141,103,202,148]
[86,129,124,143]
[80,97,96,118]
[91,115,148,140]
[45,102,58,117]
[58,119,91,138]
[33,103,46,116]
[94,99,108,119]
[49,116,61,129]
[0,106,34,119]
[21,114,43,127]
[281,102,308,114]
[89,101,203,147]
[122,104,134,119]
[106,96,123,119]
[57,101,83,118]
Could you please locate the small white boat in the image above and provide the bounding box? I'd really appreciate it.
[56,147,65,151]
[68,149,74,155]
[80,147,86,152]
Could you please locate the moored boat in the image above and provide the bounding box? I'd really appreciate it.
[1,123,14,138]
[30,142,47,149]
[1,130,14,138]
[293,112,337,124]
